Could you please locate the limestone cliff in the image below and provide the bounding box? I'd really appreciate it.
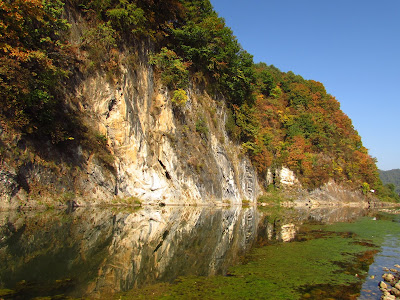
[68,49,261,205]
[0,3,376,210]
[0,7,261,209]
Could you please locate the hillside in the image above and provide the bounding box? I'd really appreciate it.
[0,0,393,207]
[379,169,400,194]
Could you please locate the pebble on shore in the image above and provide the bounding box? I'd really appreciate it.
[379,264,400,300]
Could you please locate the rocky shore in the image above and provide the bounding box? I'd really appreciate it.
[379,264,400,300]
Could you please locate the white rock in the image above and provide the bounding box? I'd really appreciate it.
[279,167,299,186]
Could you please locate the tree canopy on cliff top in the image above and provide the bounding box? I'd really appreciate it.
[0,0,391,200]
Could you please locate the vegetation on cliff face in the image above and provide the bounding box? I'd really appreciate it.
[0,0,393,200]
[0,0,77,142]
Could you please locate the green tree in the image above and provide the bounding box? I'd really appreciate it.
[106,1,146,34]
[172,89,188,107]
[171,4,255,105]
[149,47,190,89]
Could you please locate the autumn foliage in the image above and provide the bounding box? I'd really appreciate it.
[0,0,74,141]
[0,0,386,198]
[236,63,381,191]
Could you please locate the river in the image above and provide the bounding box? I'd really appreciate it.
[0,205,399,299]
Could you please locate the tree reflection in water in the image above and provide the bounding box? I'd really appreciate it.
[0,205,371,299]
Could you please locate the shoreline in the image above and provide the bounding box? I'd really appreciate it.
[0,199,399,212]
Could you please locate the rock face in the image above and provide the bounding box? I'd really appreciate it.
[0,7,262,209]
[293,180,371,208]
[277,167,299,186]
[266,167,300,188]
[69,51,261,205]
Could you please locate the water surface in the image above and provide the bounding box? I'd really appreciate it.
[0,205,399,299]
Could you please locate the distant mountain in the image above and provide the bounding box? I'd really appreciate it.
[379,169,400,194]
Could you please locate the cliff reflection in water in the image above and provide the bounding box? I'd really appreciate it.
[0,206,257,298]
[0,205,370,298]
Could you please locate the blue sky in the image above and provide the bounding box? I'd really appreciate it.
[210,0,400,171]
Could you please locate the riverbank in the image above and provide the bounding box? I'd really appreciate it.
[0,195,398,212]
[1,173,398,212]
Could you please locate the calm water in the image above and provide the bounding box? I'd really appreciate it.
[359,213,400,300]
[0,205,399,299]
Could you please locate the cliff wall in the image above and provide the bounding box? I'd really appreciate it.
[69,48,261,205]
[0,5,374,210]
[0,7,261,209]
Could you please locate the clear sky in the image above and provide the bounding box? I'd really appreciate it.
[210,0,400,171]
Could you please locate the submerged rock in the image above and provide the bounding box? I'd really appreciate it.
[383,273,396,284]
[390,287,400,297]
[381,294,396,300]
[379,264,400,300]
[380,281,389,290]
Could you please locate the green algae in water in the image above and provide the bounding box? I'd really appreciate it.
[0,289,15,297]
[118,238,365,299]
[323,214,400,243]
[118,216,397,300]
